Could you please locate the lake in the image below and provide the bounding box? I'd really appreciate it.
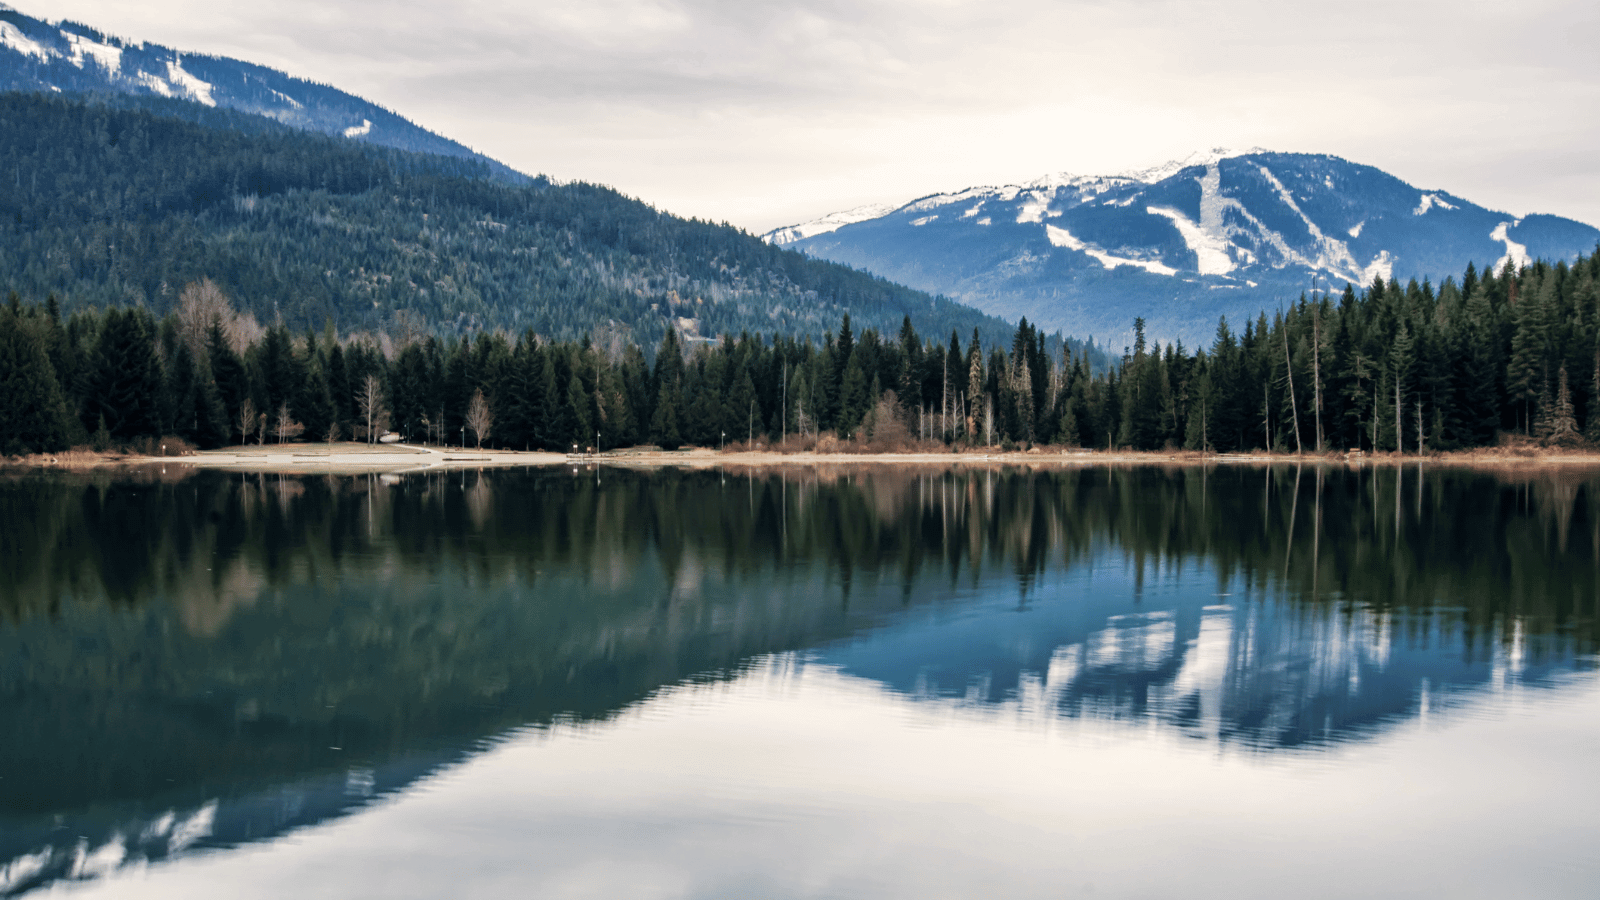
[1,462,1597,898]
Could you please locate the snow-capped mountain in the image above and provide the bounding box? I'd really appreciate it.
[0,4,517,177]
[767,150,1600,347]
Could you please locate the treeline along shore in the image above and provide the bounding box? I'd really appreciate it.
[3,249,1600,459]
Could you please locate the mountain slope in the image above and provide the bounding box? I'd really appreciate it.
[0,3,522,180]
[0,92,1018,351]
[768,150,1600,346]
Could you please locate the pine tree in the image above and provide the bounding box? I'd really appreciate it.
[838,352,868,438]
[651,329,684,449]
[728,365,758,445]
[294,345,335,442]
[208,322,249,434]
[327,343,351,436]
[1506,284,1546,434]
[0,302,72,454]
[1546,366,1581,446]
[88,308,163,440]
[167,340,228,448]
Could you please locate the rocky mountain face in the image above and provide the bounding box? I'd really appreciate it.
[768,150,1600,347]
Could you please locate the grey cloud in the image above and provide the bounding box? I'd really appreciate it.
[32,0,1600,230]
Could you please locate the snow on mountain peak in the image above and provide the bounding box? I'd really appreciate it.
[767,149,1278,246]
[1018,148,1270,195]
[764,200,905,244]
[1115,147,1267,185]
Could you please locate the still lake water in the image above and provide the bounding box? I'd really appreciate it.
[1,463,1598,898]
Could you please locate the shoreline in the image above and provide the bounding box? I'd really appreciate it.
[10,441,1600,474]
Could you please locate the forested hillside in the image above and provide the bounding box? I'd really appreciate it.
[0,92,1028,353]
[3,250,1599,457]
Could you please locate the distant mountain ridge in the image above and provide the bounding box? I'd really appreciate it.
[0,3,522,180]
[767,150,1600,346]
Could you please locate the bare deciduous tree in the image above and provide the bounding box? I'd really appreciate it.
[177,277,231,359]
[274,403,302,444]
[237,397,257,447]
[466,388,493,449]
[177,278,260,356]
[357,374,384,443]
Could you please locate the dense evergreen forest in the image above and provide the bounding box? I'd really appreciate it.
[3,246,1600,456]
[0,92,1042,355]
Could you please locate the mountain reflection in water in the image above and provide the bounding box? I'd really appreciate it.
[0,464,1595,896]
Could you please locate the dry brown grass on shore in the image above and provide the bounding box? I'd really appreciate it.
[3,448,134,468]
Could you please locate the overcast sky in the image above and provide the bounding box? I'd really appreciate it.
[30,0,1600,233]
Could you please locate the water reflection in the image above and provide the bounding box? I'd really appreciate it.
[0,464,1597,895]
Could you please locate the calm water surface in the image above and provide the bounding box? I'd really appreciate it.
[1,463,1597,898]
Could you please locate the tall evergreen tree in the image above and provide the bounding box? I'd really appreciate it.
[0,300,72,454]
[88,308,163,441]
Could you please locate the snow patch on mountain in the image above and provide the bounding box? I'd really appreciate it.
[1491,221,1530,271]
[910,215,936,227]
[1147,206,1233,276]
[164,58,215,106]
[134,69,174,98]
[1015,191,1054,224]
[1046,225,1178,276]
[1361,251,1395,286]
[1195,163,1232,255]
[64,32,121,72]
[1252,163,1368,282]
[343,118,372,138]
[1414,193,1457,215]
[0,21,46,59]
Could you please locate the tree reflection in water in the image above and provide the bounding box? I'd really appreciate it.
[0,463,1595,895]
